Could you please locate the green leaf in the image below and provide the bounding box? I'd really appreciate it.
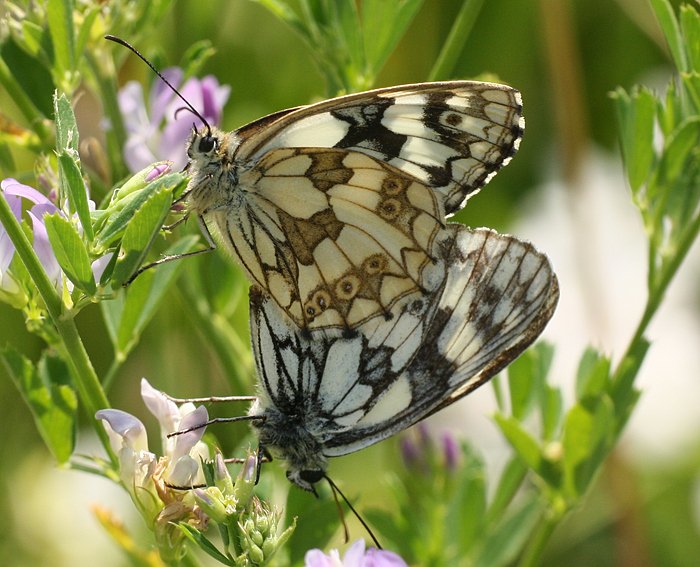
[54,91,79,153]
[75,7,99,65]
[681,5,700,73]
[180,40,216,78]
[57,153,93,242]
[650,0,688,73]
[102,235,199,360]
[657,117,700,187]
[473,496,543,567]
[285,486,339,566]
[44,213,96,295]
[449,448,487,554]
[494,415,541,471]
[19,20,48,60]
[110,188,173,287]
[561,398,614,497]
[610,337,649,431]
[429,0,485,81]
[575,347,611,401]
[541,383,563,441]
[611,86,656,192]
[1,347,77,463]
[486,456,527,524]
[95,173,184,250]
[177,523,233,565]
[47,0,76,90]
[507,341,553,420]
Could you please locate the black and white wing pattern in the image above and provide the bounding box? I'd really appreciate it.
[247,224,558,490]
[186,82,524,335]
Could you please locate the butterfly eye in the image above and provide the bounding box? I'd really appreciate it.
[298,469,324,484]
[198,136,217,153]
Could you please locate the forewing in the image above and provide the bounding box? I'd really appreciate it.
[235,82,524,216]
[232,147,448,334]
[321,225,559,456]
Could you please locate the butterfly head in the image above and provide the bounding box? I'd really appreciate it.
[187,126,223,160]
[287,468,325,493]
[249,398,329,492]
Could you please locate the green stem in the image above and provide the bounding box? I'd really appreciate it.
[486,456,528,524]
[428,0,486,81]
[85,51,128,181]
[516,507,560,567]
[102,355,123,392]
[0,56,52,142]
[613,208,700,385]
[0,192,114,461]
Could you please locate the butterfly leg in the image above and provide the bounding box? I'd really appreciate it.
[123,214,217,286]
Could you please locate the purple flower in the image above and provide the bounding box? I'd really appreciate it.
[304,540,408,567]
[400,423,461,473]
[118,68,230,172]
[0,178,112,297]
[1,178,61,292]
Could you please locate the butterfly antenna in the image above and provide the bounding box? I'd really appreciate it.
[104,34,212,135]
[167,414,263,438]
[324,474,382,550]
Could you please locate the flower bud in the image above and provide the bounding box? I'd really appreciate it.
[110,162,173,204]
[193,487,229,524]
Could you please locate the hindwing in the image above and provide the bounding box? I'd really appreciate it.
[249,224,559,464]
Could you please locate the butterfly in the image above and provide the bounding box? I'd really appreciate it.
[183,81,524,336]
[247,224,559,491]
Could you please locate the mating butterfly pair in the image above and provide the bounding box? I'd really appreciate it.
[177,80,559,489]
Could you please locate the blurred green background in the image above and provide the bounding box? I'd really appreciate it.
[1,1,699,565]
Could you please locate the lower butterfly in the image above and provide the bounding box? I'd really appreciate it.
[247,224,559,490]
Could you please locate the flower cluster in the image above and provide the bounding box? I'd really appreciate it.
[96,379,295,565]
[118,68,231,172]
[96,379,210,560]
[0,177,110,309]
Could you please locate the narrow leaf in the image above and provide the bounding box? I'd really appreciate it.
[54,91,78,154]
[575,347,611,401]
[680,4,700,74]
[611,86,656,192]
[1,347,77,463]
[110,188,173,287]
[493,415,541,471]
[95,173,184,250]
[57,152,93,241]
[44,213,96,295]
[286,488,339,565]
[650,0,688,73]
[473,497,543,567]
[47,0,76,84]
[177,523,233,565]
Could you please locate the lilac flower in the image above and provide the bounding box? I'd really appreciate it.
[1,178,62,293]
[97,378,210,494]
[400,423,461,473]
[118,68,230,172]
[305,539,408,567]
[0,178,112,299]
[95,379,210,557]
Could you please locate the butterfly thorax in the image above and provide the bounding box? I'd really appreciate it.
[249,398,329,491]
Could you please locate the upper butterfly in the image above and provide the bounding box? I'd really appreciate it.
[184,81,524,336]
